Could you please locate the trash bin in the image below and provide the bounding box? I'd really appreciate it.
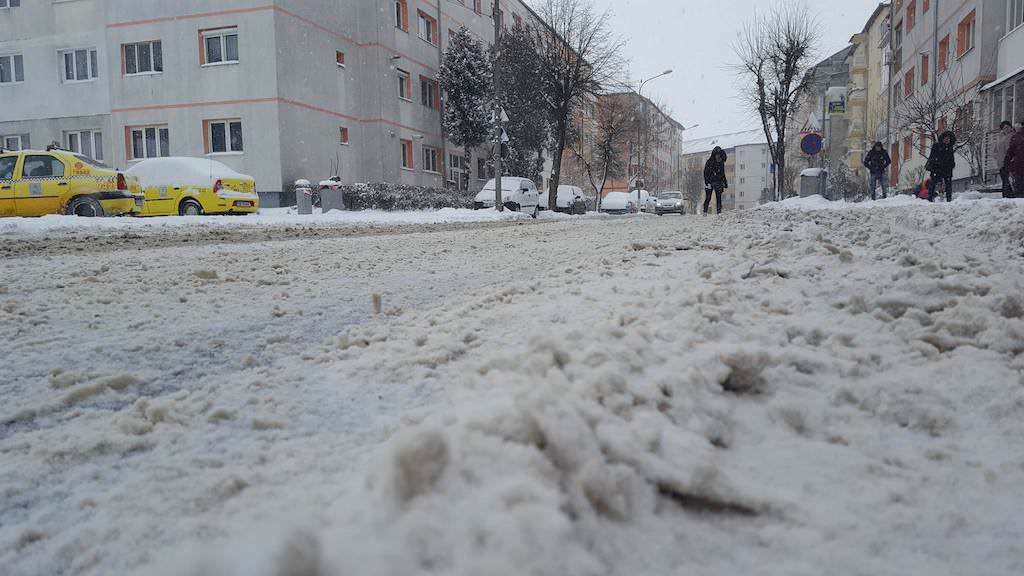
[319,179,345,212]
[799,168,828,198]
[295,179,313,215]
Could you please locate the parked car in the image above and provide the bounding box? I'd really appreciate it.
[126,157,259,216]
[539,184,588,214]
[600,192,638,215]
[473,177,540,217]
[655,191,685,215]
[0,147,142,217]
[633,189,658,213]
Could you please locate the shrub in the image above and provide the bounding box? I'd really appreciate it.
[338,183,476,211]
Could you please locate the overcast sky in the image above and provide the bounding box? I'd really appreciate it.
[586,0,884,141]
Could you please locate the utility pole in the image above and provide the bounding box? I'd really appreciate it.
[436,0,448,190]
[885,5,894,184]
[492,0,503,211]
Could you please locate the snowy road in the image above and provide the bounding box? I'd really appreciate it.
[3,200,1024,575]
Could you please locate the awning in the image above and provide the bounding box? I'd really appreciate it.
[981,64,1024,92]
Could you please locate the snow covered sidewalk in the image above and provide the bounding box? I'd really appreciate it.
[2,202,1023,575]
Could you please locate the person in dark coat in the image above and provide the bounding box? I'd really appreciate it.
[925,131,957,202]
[703,146,728,215]
[863,142,891,200]
[994,121,1015,194]
[1007,122,1024,197]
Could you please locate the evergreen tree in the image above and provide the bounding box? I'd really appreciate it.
[497,24,552,183]
[439,27,494,175]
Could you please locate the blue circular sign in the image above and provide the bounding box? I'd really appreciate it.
[801,134,823,156]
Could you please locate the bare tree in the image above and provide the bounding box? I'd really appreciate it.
[894,60,985,179]
[530,0,625,210]
[681,159,704,213]
[734,2,820,200]
[569,94,631,209]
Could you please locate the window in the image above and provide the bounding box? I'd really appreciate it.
[0,54,24,84]
[397,69,411,100]
[66,130,103,161]
[418,11,438,45]
[420,76,439,110]
[924,0,930,13]
[339,126,349,145]
[128,125,170,160]
[903,136,912,160]
[201,28,239,65]
[206,119,243,154]
[2,134,25,150]
[0,156,16,181]
[906,0,916,31]
[514,13,522,27]
[478,158,488,180]
[22,155,65,179]
[938,116,947,133]
[921,54,929,85]
[60,49,99,82]
[740,177,746,184]
[474,0,482,14]
[395,0,409,31]
[957,11,976,58]
[938,35,949,72]
[1011,0,1024,32]
[0,0,21,8]
[904,68,914,97]
[335,51,345,67]
[124,41,162,75]
[740,163,746,170]
[423,146,439,173]
[400,139,414,169]
[919,130,926,155]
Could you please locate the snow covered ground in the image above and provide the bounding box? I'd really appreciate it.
[2,198,1023,575]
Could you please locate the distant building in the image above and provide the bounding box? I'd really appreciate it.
[599,92,684,195]
[681,129,771,211]
[980,0,1024,182]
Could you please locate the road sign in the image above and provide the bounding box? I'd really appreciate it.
[801,133,823,156]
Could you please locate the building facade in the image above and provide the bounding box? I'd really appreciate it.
[681,129,771,211]
[981,0,1024,180]
[0,0,541,206]
[599,92,683,195]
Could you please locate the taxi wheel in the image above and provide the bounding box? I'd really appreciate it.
[179,199,203,216]
[66,196,104,218]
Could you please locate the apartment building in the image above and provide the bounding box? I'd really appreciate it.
[681,129,771,211]
[980,0,1024,179]
[599,92,684,195]
[848,3,893,180]
[0,0,540,206]
[887,0,1004,190]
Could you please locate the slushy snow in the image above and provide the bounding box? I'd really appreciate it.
[2,198,1023,575]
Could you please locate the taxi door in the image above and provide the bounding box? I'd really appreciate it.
[15,154,66,216]
[0,154,17,217]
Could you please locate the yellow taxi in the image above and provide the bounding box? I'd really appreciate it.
[126,157,259,216]
[0,147,143,217]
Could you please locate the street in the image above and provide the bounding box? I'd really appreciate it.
[2,202,1024,575]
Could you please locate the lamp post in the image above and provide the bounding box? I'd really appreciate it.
[635,70,672,208]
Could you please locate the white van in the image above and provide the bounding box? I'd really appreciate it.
[474,177,540,217]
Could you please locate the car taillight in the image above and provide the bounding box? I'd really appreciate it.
[116,173,127,191]
[213,179,223,195]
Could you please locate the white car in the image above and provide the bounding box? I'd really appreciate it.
[600,192,637,215]
[539,184,588,214]
[474,177,540,217]
[655,191,685,215]
[633,189,658,213]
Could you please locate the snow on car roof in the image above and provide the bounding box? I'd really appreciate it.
[126,157,253,188]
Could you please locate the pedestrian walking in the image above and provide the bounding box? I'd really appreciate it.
[863,141,891,200]
[994,121,1015,195]
[1006,122,1024,197]
[703,146,727,215]
[925,131,956,202]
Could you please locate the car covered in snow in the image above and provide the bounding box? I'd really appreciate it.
[473,177,540,217]
[126,157,259,216]
[655,191,685,215]
[539,184,588,214]
[599,192,637,215]
[0,148,142,217]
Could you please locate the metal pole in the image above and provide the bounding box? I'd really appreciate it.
[437,0,448,190]
[885,6,894,189]
[492,0,503,211]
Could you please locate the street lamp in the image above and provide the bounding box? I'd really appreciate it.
[635,70,673,207]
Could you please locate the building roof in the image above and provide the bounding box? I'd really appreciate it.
[681,129,767,155]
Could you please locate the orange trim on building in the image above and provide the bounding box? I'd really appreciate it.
[107,5,274,28]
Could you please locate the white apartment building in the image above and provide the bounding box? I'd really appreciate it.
[888,0,1006,190]
[0,0,540,206]
[980,0,1024,178]
[681,129,771,211]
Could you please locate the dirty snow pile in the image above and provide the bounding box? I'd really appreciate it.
[2,199,1024,575]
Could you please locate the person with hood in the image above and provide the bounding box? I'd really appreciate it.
[863,141,891,200]
[703,146,728,215]
[994,121,1016,194]
[925,131,957,202]
[1006,122,1024,197]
